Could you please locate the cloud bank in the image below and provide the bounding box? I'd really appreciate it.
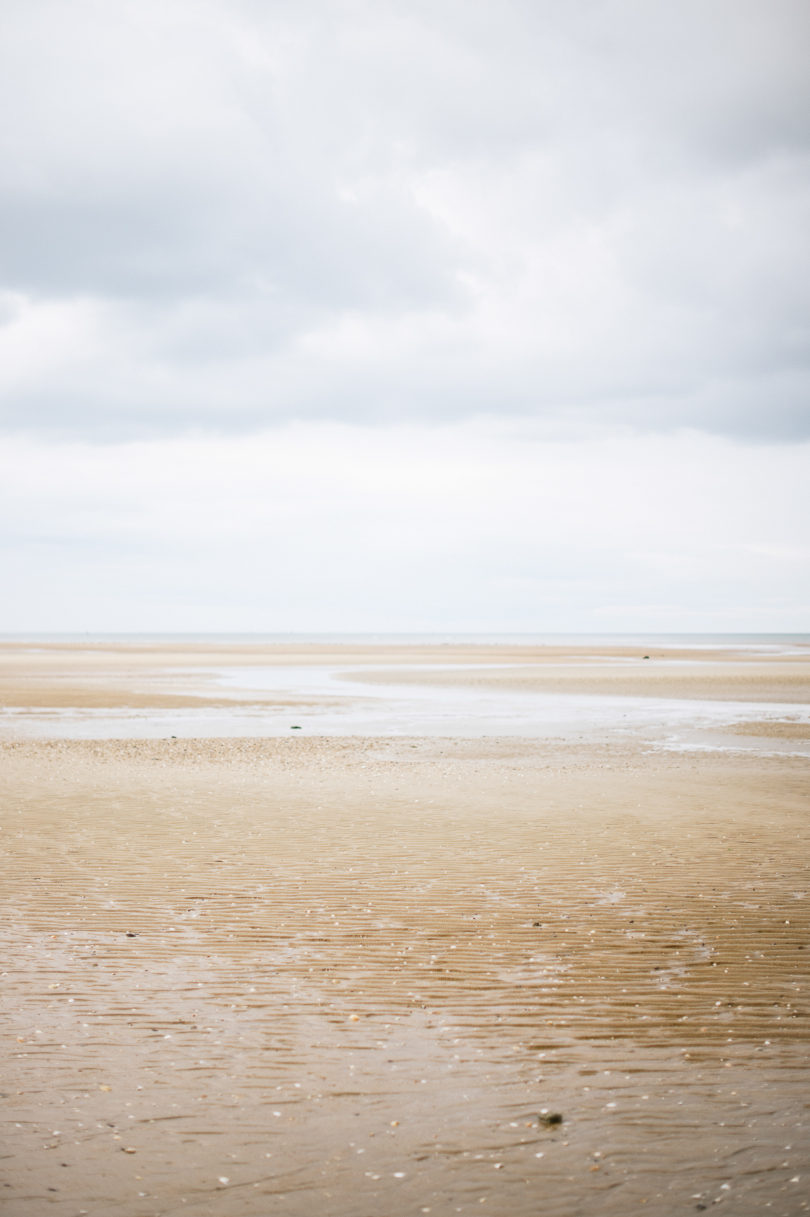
[2,0,808,439]
[3,422,808,632]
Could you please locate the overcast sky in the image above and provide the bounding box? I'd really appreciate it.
[1,0,808,633]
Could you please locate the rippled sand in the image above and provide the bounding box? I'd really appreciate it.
[1,645,809,1215]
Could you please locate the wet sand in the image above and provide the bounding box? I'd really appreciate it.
[2,639,809,709]
[1,644,809,1215]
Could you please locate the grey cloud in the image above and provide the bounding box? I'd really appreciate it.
[0,180,458,313]
[0,0,808,439]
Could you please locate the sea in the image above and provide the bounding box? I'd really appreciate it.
[2,632,809,650]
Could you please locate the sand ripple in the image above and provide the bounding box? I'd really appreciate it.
[2,736,809,1216]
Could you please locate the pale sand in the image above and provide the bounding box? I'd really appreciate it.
[1,645,809,1216]
[2,640,809,708]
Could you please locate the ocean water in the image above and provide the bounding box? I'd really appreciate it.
[2,631,809,651]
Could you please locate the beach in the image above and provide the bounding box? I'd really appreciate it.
[1,642,809,1215]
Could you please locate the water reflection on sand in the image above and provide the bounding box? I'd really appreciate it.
[1,660,809,756]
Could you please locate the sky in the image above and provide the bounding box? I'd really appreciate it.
[1,0,808,633]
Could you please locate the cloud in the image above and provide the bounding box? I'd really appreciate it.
[0,0,808,438]
[1,421,808,631]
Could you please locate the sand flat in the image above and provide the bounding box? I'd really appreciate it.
[2,640,809,709]
[340,654,810,704]
[1,645,809,1215]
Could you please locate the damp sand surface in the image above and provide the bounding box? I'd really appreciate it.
[2,641,810,745]
[2,638,810,709]
[1,644,809,1216]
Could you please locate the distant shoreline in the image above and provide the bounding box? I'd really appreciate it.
[2,630,809,650]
